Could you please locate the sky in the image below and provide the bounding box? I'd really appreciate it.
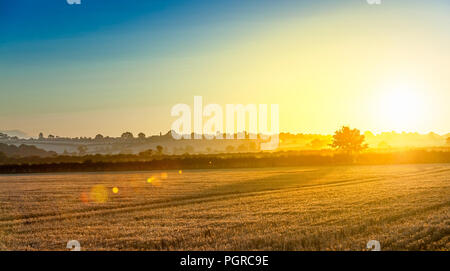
[1,0,449,138]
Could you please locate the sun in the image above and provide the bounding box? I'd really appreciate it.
[377,82,427,132]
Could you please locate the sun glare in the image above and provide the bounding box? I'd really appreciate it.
[378,82,427,132]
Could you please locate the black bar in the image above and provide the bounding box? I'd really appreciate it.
[0,251,445,270]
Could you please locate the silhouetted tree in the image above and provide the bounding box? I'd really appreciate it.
[138,132,146,140]
[0,143,55,158]
[330,126,368,155]
[38,133,44,140]
[121,132,134,140]
[95,134,104,140]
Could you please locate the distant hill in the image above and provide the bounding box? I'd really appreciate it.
[0,143,56,158]
[0,130,29,138]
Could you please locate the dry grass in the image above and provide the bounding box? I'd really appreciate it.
[0,164,448,250]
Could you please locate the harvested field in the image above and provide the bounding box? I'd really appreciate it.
[0,164,448,250]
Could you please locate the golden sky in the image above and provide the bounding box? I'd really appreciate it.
[1,1,449,137]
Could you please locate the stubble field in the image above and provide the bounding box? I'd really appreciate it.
[0,164,448,250]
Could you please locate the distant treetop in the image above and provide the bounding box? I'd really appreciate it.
[121,132,134,140]
[138,132,146,139]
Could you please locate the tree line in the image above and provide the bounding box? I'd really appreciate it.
[0,126,449,174]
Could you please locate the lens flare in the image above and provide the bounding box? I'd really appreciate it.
[112,187,119,194]
[90,185,108,203]
[147,176,161,187]
[80,192,89,204]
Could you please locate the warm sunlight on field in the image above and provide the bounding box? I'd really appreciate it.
[0,165,448,251]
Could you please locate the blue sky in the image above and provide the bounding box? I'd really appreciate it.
[1,0,449,137]
[0,0,326,118]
